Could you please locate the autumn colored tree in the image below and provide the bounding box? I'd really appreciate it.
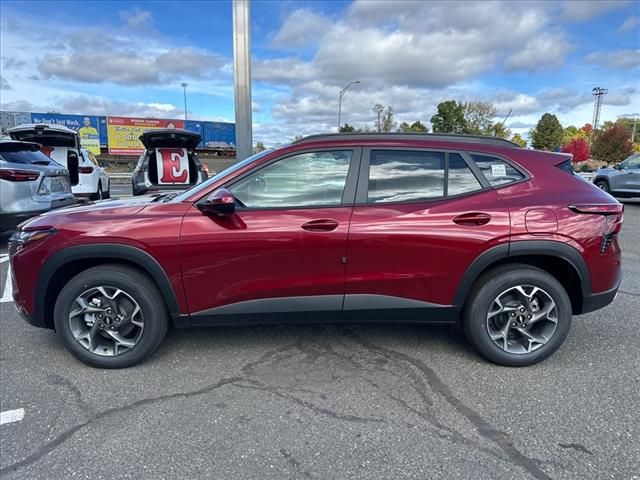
[562,137,590,162]
[591,123,633,163]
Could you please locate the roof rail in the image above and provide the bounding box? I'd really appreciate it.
[292,132,521,148]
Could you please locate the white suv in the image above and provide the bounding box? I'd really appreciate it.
[8,124,110,199]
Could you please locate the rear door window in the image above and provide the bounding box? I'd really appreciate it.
[367,150,445,203]
[470,154,524,186]
[448,153,482,195]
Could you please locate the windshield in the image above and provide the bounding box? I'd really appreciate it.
[172,149,275,202]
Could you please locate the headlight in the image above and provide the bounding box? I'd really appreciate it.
[8,228,57,253]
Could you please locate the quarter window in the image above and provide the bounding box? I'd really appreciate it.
[470,154,524,186]
[368,150,445,203]
[448,153,482,195]
[230,150,352,208]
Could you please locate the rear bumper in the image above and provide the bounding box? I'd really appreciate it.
[580,271,622,314]
[0,198,76,232]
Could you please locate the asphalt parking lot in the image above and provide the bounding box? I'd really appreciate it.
[0,201,638,480]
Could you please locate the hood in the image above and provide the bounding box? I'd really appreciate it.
[8,124,78,148]
[139,128,201,150]
[38,195,160,219]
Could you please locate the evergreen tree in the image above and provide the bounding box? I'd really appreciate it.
[530,113,564,151]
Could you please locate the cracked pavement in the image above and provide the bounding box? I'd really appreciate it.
[1,200,639,479]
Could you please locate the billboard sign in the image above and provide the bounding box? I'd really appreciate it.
[107,117,184,155]
[29,113,101,155]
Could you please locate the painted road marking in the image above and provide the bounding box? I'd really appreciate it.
[0,408,25,425]
[1,264,13,303]
[0,254,8,264]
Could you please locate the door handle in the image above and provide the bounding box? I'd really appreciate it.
[453,212,491,226]
[301,219,339,232]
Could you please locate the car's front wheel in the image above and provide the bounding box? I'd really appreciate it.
[595,179,610,193]
[463,264,571,367]
[54,265,169,368]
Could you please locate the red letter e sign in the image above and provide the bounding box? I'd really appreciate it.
[157,148,189,184]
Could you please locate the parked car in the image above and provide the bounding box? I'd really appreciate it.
[79,148,111,200]
[131,129,208,196]
[0,140,75,232]
[7,123,110,200]
[593,153,640,197]
[9,133,623,368]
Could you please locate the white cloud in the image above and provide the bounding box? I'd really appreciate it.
[1,75,13,91]
[618,15,640,33]
[119,7,153,29]
[562,0,630,22]
[585,50,640,69]
[505,35,572,71]
[270,9,333,48]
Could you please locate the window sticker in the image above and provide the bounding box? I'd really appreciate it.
[491,163,507,177]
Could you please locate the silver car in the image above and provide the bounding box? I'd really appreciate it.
[593,153,640,197]
[0,140,75,232]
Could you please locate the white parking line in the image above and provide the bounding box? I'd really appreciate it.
[0,254,8,264]
[1,264,13,303]
[0,408,25,425]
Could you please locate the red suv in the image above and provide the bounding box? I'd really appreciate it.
[9,134,623,368]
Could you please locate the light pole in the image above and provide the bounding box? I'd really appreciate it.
[337,80,360,131]
[181,83,188,121]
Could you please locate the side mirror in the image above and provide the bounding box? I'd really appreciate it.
[613,163,623,170]
[197,188,236,216]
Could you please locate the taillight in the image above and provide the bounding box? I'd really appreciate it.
[569,203,624,252]
[78,166,94,174]
[0,169,40,182]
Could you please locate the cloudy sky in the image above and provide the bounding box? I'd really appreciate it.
[0,0,638,145]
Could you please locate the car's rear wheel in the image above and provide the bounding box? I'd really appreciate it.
[463,264,571,367]
[595,180,610,193]
[90,182,102,201]
[102,181,110,199]
[54,265,169,368]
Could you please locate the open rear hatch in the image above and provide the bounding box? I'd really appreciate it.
[139,129,201,150]
[8,125,80,186]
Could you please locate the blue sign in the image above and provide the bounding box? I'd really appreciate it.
[29,113,102,153]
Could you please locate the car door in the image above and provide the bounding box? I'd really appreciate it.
[344,147,511,321]
[180,148,361,324]
[616,154,640,193]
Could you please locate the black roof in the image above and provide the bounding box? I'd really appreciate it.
[292,132,521,148]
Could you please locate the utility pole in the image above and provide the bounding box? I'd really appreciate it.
[591,87,608,132]
[233,0,252,160]
[337,80,360,132]
[181,83,188,121]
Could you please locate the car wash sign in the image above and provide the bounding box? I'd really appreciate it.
[157,148,190,184]
[30,113,101,155]
[107,117,184,155]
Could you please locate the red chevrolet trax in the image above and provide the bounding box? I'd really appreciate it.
[8,134,623,368]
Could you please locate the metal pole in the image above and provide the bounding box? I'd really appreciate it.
[337,81,360,132]
[181,83,188,121]
[233,0,252,160]
[337,92,342,131]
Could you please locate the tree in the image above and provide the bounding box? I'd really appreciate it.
[431,100,467,133]
[381,106,396,132]
[530,113,564,151]
[562,138,590,162]
[511,133,527,147]
[463,101,496,135]
[373,104,384,132]
[591,123,633,164]
[339,123,356,133]
[254,141,266,152]
[293,134,304,142]
[398,120,429,133]
[488,122,510,139]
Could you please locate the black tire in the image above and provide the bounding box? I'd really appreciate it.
[463,264,572,367]
[90,182,102,201]
[595,179,609,193]
[54,264,169,368]
[102,181,110,199]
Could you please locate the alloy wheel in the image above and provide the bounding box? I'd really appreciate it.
[486,285,558,355]
[68,286,144,356]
